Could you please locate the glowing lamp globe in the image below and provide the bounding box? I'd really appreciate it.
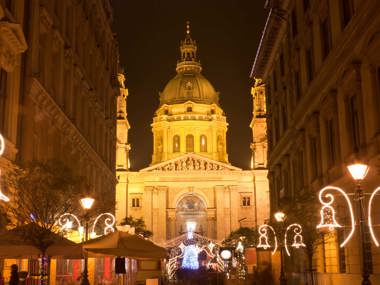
[220,249,232,260]
[347,163,369,181]
[80,197,95,210]
[274,211,286,222]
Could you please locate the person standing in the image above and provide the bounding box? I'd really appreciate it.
[9,264,19,285]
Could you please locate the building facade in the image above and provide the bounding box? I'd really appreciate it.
[251,0,380,284]
[0,0,118,211]
[116,24,270,244]
[0,1,120,284]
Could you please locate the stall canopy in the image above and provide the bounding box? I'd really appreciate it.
[0,223,83,259]
[82,230,166,259]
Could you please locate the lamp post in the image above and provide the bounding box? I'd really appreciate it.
[80,197,95,285]
[274,211,287,285]
[257,211,306,285]
[317,163,373,285]
[348,163,371,285]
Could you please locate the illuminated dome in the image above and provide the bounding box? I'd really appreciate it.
[159,22,220,106]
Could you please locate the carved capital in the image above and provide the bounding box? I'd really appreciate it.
[0,22,27,71]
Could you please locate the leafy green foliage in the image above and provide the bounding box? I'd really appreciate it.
[120,215,153,238]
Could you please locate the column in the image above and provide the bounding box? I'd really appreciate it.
[167,209,176,240]
[206,209,216,239]
[215,185,225,240]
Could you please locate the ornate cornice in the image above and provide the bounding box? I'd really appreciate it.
[27,77,116,182]
[0,21,27,71]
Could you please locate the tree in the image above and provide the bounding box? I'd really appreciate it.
[4,159,82,285]
[120,216,153,238]
[283,192,322,285]
[223,227,257,248]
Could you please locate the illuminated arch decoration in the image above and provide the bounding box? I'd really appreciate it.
[368,186,380,247]
[0,133,4,156]
[257,224,277,255]
[91,212,116,237]
[0,134,10,202]
[284,223,306,256]
[316,186,355,247]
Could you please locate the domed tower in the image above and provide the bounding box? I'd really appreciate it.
[151,22,229,164]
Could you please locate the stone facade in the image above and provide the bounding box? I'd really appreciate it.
[251,0,380,283]
[116,24,270,244]
[0,0,118,211]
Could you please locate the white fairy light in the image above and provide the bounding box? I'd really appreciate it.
[316,186,355,247]
[0,170,9,202]
[284,223,306,256]
[91,212,116,236]
[257,224,278,255]
[58,213,82,232]
[0,134,4,156]
[368,186,380,247]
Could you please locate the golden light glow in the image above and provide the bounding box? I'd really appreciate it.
[274,211,286,222]
[0,134,4,156]
[347,163,369,181]
[80,197,95,210]
[316,186,355,247]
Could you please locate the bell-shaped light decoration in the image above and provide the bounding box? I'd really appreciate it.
[257,228,271,250]
[292,232,306,249]
[317,186,356,248]
[347,163,369,181]
[316,204,342,231]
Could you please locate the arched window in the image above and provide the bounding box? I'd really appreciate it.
[200,135,207,152]
[173,135,180,152]
[186,134,194,152]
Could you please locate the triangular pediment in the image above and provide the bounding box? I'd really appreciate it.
[140,153,241,172]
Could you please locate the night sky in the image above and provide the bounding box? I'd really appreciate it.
[112,0,267,170]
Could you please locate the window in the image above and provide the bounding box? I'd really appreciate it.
[347,95,361,151]
[186,134,194,152]
[241,196,251,207]
[200,135,207,152]
[0,69,7,131]
[131,198,141,208]
[309,136,318,179]
[291,9,298,37]
[341,0,354,28]
[337,228,346,273]
[294,71,301,101]
[320,17,332,60]
[173,135,180,152]
[326,118,337,167]
[186,106,192,112]
[305,48,314,83]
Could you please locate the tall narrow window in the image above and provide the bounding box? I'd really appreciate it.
[173,135,180,152]
[200,135,207,152]
[305,48,314,83]
[321,17,332,59]
[347,95,361,151]
[309,136,318,179]
[341,0,354,28]
[291,9,298,37]
[326,118,337,167]
[186,134,194,152]
[0,69,7,131]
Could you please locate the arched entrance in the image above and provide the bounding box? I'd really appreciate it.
[175,195,207,236]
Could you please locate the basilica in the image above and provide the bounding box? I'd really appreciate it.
[115,23,269,244]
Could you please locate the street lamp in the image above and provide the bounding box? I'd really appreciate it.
[274,211,287,285]
[257,211,305,285]
[317,162,374,285]
[80,196,94,285]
